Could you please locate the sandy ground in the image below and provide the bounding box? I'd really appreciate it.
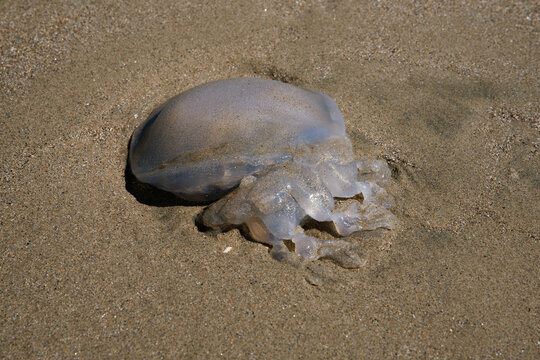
[1,1,538,358]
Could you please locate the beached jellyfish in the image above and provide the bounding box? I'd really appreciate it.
[129,78,397,268]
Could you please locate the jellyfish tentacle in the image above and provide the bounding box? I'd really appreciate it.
[291,228,365,268]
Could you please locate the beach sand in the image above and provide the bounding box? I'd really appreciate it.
[1,1,538,358]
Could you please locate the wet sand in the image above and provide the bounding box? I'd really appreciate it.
[1,1,538,358]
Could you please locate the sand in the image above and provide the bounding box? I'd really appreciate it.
[1,1,538,358]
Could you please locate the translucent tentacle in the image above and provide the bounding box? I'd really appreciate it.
[291,229,365,268]
[329,202,362,236]
[356,159,392,184]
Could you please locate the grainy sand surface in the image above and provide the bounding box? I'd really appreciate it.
[1,1,538,358]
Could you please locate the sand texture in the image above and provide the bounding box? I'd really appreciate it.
[1,1,538,358]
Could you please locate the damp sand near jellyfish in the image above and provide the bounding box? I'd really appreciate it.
[128,78,398,268]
